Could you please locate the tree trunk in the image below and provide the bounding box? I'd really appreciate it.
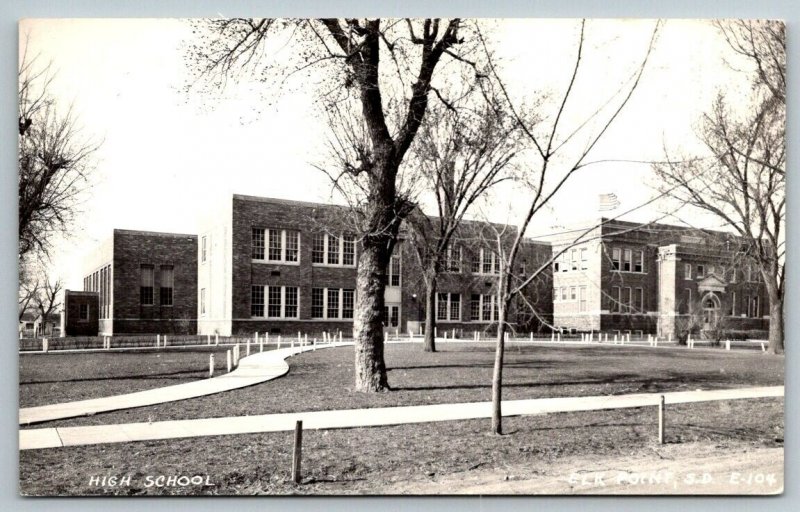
[764,279,784,354]
[353,242,391,392]
[491,298,508,435]
[423,276,437,352]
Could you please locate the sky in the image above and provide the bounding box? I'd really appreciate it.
[19,18,757,289]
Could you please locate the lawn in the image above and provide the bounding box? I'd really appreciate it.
[19,347,235,408]
[19,397,784,495]
[19,342,784,429]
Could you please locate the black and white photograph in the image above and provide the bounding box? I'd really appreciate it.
[15,14,785,497]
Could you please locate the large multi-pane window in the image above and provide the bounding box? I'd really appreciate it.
[312,233,357,267]
[311,288,324,318]
[342,289,354,319]
[268,286,282,317]
[327,288,340,318]
[252,229,265,260]
[470,294,481,321]
[327,235,340,265]
[434,293,461,321]
[140,265,154,306]
[474,248,500,275]
[622,287,632,313]
[472,294,498,322]
[623,249,632,272]
[580,248,588,270]
[611,248,621,270]
[634,250,644,272]
[684,263,692,280]
[252,228,300,263]
[635,287,644,312]
[160,265,174,306]
[747,295,760,318]
[445,245,462,273]
[571,249,578,271]
[251,286,265,317]
[384,305,399,327]
[342,235,355,266]
[611,286,620,313]
[251,285,299,318]
[388,255,401,287]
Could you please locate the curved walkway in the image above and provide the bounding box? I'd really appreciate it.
[19,386,783,450]
[19,342,352,426]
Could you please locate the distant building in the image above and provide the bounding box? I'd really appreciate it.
[82,229,197,335]
[59,290,99,336]
[549,218,769,339]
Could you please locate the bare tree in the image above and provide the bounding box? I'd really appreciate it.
[654,20,785,354]
[479,20,659,434]
[187,18,488,391]
[404,76,519,352]
[34,277,63,337]
[18,42,98,259]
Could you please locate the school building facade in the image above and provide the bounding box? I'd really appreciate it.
[550,218,769,339]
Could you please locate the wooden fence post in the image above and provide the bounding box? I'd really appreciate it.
[292,420,303,484]
[227,350,232,373]
[209,354,215,377]
[658,395,665,445]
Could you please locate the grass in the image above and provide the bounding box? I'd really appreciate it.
[19,347,234,408]
[19,397,784,495]
[21,342,784,428]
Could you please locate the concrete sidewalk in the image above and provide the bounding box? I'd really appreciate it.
[19,385,783,450]
[19,341,351,425]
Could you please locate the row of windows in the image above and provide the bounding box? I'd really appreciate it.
[684,289,762,318]
[434,246,501,275]
[684,263,761,283]
[554,248,588,272]
[311,288,355,319]
[252,228,300,263]
[84,264,111,319]
[385,254,401,287]
[140,264,174,306]
[555,286,589,312]
[251,285,299,318]
[611,248,644,273]
[312,233,356,266]
[609,286,645,313]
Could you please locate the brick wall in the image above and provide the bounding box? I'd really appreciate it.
[62,290,99,336]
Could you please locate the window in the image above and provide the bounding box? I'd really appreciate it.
[470,294,481,321]
[635,287,644,312]
[685,263,692,280]
[612,248,621,271]
[388,254,401,287]
[251,286,264,317]
[327,235,340,265]
[748,296,760,318]
[342,235,355,266]
[622,287,632,313]
[634,250,643,273]
[140,265,154,306]
[253,228,300,263]
[312,233,325,263]
[285,231,299,262]
[684,288,692,314]
[311,288,324,318]
[79,303,89,321]
[252,229,265,260]
[561,287,567,301]
[201,236,207,263]
[697,265,705,279]
[384,305,400,327]
[579,286,587,312]
[730,291,736,316]
[446,245,462,273]
[436,293,461,321]
[327,288,340,318]
[471,251,482,273]
[570,287,577,301]
[611,286,621,313]
[159,265,174,306]
[200,288,206,316]
[482,249,494,274]
[580,248,588,270]
[571,249,578,271]
[268,286,282,317]
[623,249,632,272]
[253,285,299,318]
[342,289,354,319]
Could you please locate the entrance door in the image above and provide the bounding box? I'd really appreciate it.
[383,305,400,332]
[702,294,720,330]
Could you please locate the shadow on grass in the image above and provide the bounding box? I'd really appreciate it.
[20,368,207,386]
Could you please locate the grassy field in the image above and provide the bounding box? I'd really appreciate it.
[20,342,784,428]
[19,347,235,408]
[19,398,784,495]
[18,342,784,495]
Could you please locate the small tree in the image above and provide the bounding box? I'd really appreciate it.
[34,277,62,337]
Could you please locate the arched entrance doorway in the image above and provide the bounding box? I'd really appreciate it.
[702,293,721,330]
